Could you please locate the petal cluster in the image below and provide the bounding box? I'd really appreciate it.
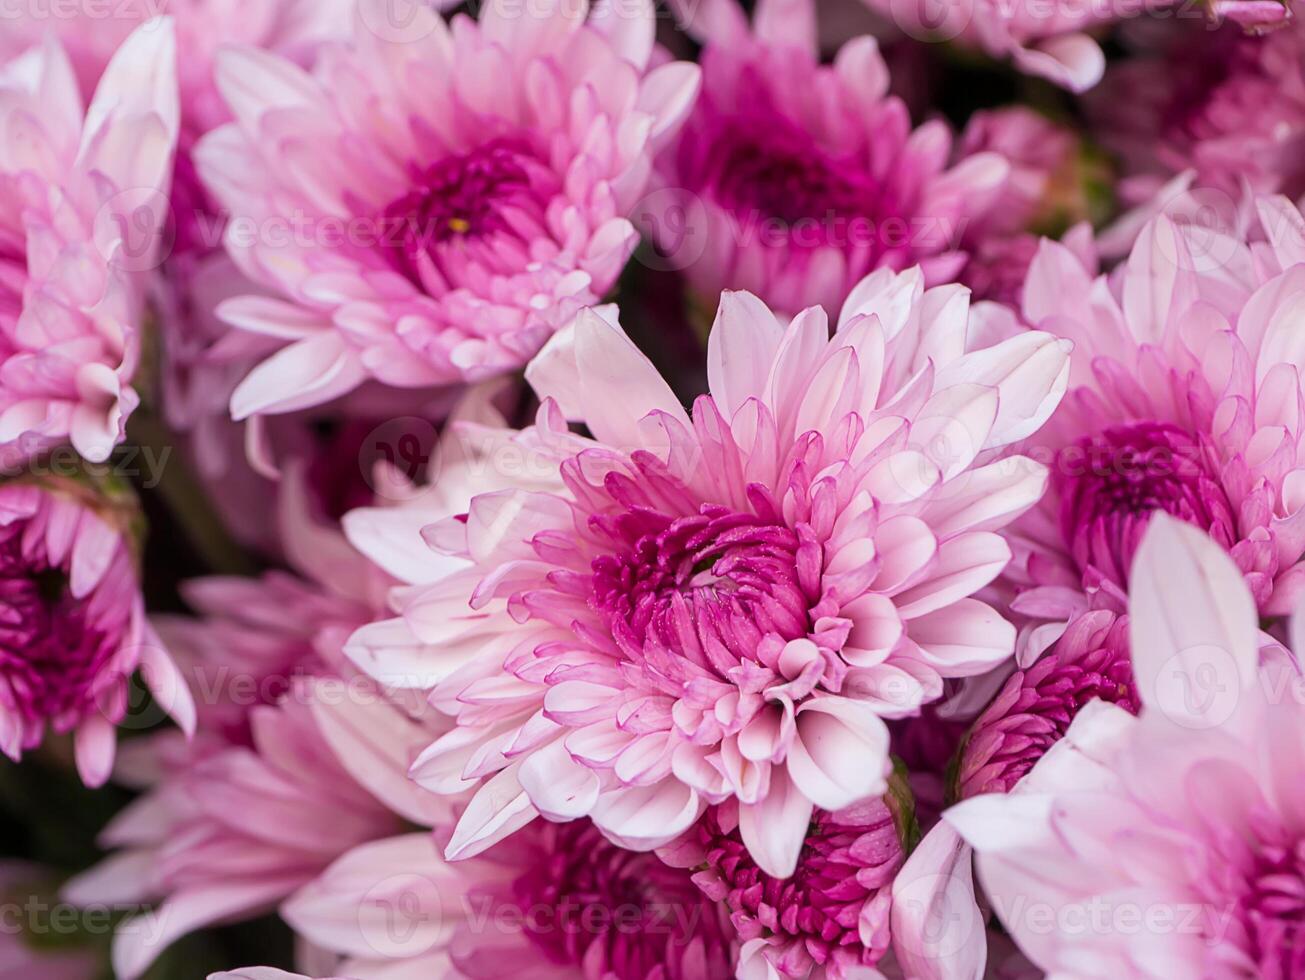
[0,22,178,464]
[952,515,1305,979]
[648,0,1008,315]
[195,0,700,418]
[1007,204,1305,623]
[0,479,191,786]
[347,268,1069,879]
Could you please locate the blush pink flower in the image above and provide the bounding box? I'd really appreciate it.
[954,608,1136,799]
[647,0,1008,316]
[1088,20,1305,206]
[949,515,1305,978]
[194,0,700,419]
[860,0,1287,93]
[1006,200,1305,627]
[282,819,735,980]
[0,478,193,787]
[0,0,352,252]
[891,548,1287,978]
[659,790,913,980]
[66,676,452,980]
[63,471,445,979]
[0,21,178,464]
[345,269,1070,877]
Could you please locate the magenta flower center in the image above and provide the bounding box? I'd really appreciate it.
[958,624,1137,799]
[590,499,818,675]
[678,58,895,254]
[169,146,220,260]
[0,523,126,730]
[380,138,551,286]
[503,821,733,980]
[706,120,883,235]
[1197,810,1305,977]
[688,800,904,970]
[1053,422,1236,588]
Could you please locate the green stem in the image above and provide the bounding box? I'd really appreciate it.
[126,412,257,577]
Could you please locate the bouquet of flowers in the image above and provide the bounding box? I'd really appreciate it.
[1,0,1303,977]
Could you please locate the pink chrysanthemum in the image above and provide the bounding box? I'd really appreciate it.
[0,21,178,464]
[1,0,352,254]
[284,820,735,979]
[890,565,1284,978]
[194,0,700,420]
[1006,199,1305,625]
[1088,20,1305,205]
[950,515,1305,979]
[345,269,1070,877]
[954,609,1135,799]
[64,475,437,979]
[859,0,1288,93]
[66,677,451,980]
[647,0,1008,315]
[0,479,192,787]
[660,793,911,979]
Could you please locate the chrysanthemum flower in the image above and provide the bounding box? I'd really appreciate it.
[63,472,439,979]
[1006,199,1305,625]
[1088,20,1305,205]
[659,788,914,980]
[950,515,1305,978]
[1,0,352,254]
[66,677,451,980]
[859,0,1288,93]
[646,0,1008,315]
[345,268,1070,877]
[891,554,1284,978]
[282,818,735,979]
[0,476,192,787]
[194,0,700,419]
[0,21,178,464]
[954,608,1135,798]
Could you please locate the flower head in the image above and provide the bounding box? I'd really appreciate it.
[0,476,191,787]
[660,789,914,980]
[283,819,735,979]
[66,676,451,980]
[950,515,1305,979]
[195,0,700,419]
[346,269,1070,877]
[1089,20,1305,204]
[859,0,1289,93]
[955,608,1135,798]
[646,0,1008,315]
[0,21,178,464]
[1006,199,1305,625]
